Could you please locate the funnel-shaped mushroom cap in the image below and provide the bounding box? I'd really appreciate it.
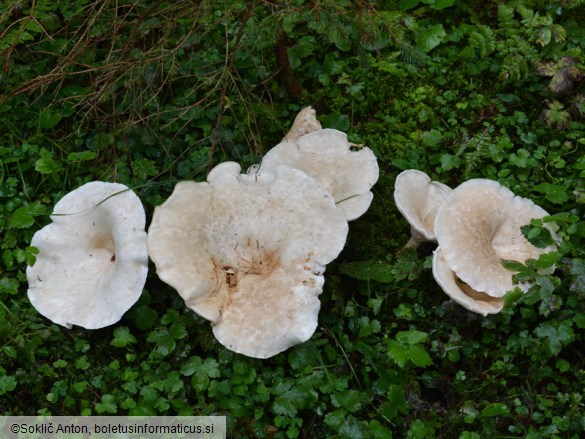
[434,179,557,298]
[393,169,452,247]
[147,163,348,359]
[26,182,148,329]
[432,248,504,316]
[259,129,379,221]
[282,106,322,141]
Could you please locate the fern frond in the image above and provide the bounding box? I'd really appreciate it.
[497,4,516,29]
[517,5,537,27]
[469,25,496,58]
[378,10,409,41]
[462,127,492,178]
[397,40,428,66]
[514,35,540,62]
[496,35,540,80]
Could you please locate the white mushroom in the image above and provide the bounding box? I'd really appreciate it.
[393,169,452,248]
[432,248,504,316]
[245,107,322,175]
[147,162,348,359]
[26,182,148,329]
[434,179,557,299]
[281,106,322,141]
[258,128,379,221]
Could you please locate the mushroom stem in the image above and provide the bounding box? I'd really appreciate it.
[393,170,452,247]
[404,229,427,249]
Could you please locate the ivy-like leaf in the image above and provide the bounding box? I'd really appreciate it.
[408,345,433,367]
[533,252,561,270]
[162,371,184,394]
[9,202,47,229]
[95,394,117,414]
[288,342,320,370]
[396,330,428,345]
[146,328,176,356]
[35,148,62,174]
[168,322,187,340]
[534,182,570,204]
[320,113,350,131]
[439,153,461,171]
[67,151,97,162]
[387,331,432,368]
[180,356,220,392]
[417,24,446,52]
[331,389,362,413]
[75,355,90,371]
[111,326,138,348]
[521,223,555,249]
[480,402,509,417]
[0,277,19,295]
[387,339,408,368]
[127,305,158,331]
[39,109,62,129]
[534,321,575,357]
[288,35,317,69]
[340,260,393,283]
[421,129,443,146]
[0,375,17,395]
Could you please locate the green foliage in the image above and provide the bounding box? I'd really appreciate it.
[387,331,433,368]
[1,0,584,437]
[401,0,456,11]
[110,326,138,348]
[0,375,17,395]
[468,25,496,59]
[416,24,447,52]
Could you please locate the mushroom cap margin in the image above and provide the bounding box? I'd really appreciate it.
[432,248,504,316]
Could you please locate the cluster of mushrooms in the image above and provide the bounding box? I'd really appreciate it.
[393,170,558,316]
[26,108,379,359]
[25,108,558,359]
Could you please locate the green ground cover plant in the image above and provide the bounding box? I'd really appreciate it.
[1,0,584,437]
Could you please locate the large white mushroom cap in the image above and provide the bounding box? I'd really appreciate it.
[393,169,452,247]
[258,126,379,221]
[147,162,348,359]
[432,248,504,316]
[26,182,148,329]
[434,179,557,298]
